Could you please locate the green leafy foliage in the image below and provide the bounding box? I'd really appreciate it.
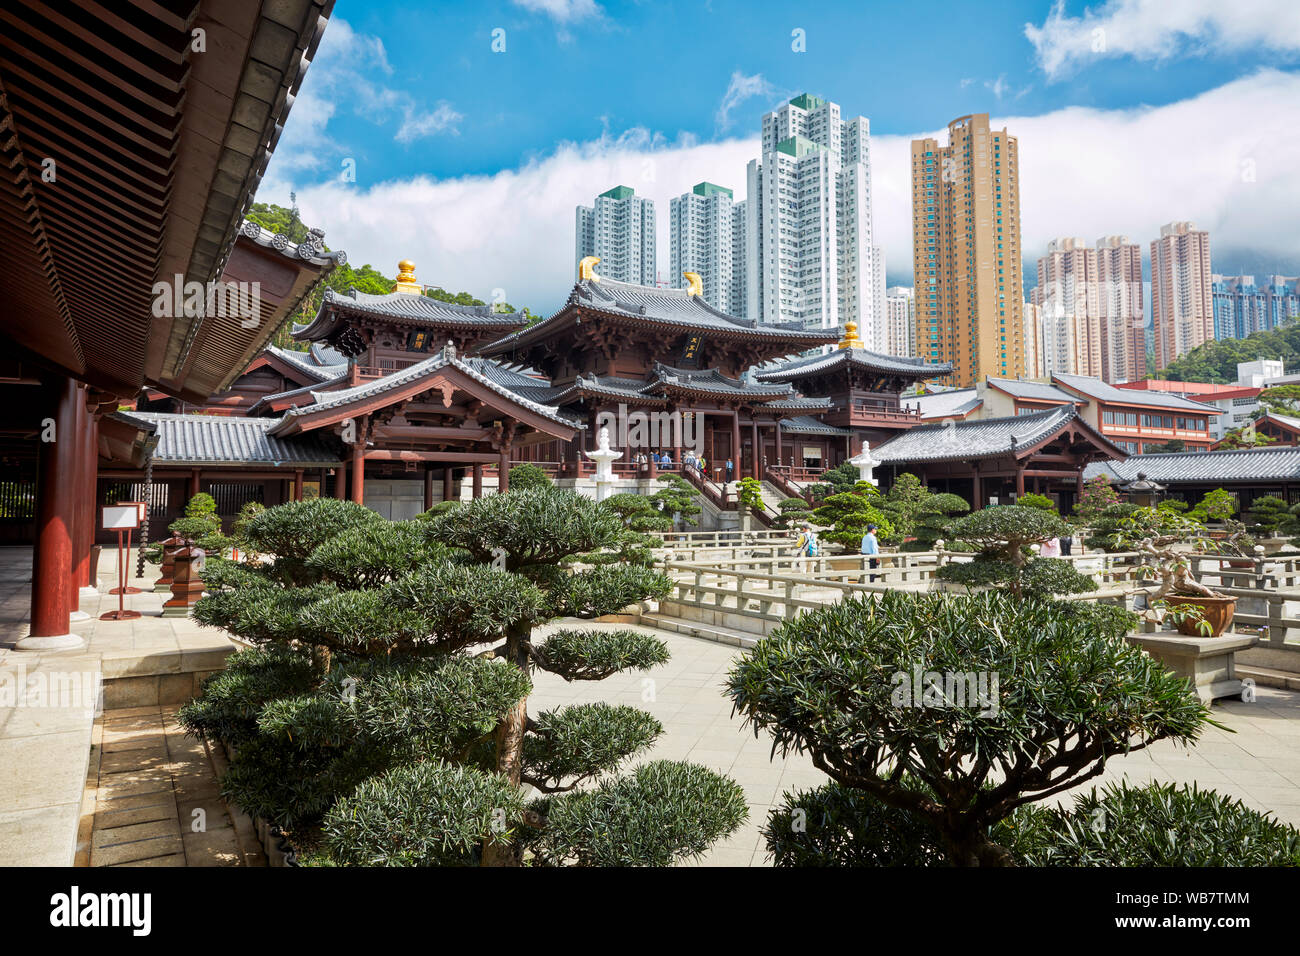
[1003,783,1300,866]
[1073,475,1120,526]
[169,492,229,555]
[879,472,969,550]
[507,463,553,492]
[727,590,1209,866]
[181,491,739,866]
[937,556,1098,597]
[526,761,748,866]
[1155,315,1298,384]
[1015,492,1056,513]
[811,483,895,548]
[946,505,1070,565]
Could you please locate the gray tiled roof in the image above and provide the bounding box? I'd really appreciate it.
[1053,373,1222,413]
[274,352,580,431]
[1085,446,1300,483]
[112,411,342,467]
[247,373,350,415]
[755,347,952,382]
[1260,409,1300,431]
[482,277,838,354]
[903,388,983,419]
[779,415,852,436]
[875,405,1094,463]
[318,288,530,328]
[986,377,1076,403]
[238,220,346,268]
[310,342,347,367]
[649,364,794,397]
[267,346,347,382]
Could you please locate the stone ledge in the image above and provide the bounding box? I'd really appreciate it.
[1127,632,1258,703]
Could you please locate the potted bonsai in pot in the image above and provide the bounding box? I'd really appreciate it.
[1114,506,1235,636]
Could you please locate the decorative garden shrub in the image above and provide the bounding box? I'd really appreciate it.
[168,492,229,556]
[811,482,895,549]
[878,473,969,551]
[936,504,1095,597]
[506,462,553,492]
[1083,500,1141,551]
[767,780,1300,867]
[1001,782,1300,866]
[775,497,812,530]
[1073,475,1120,526]
[809,462,859,502]
[1015,492,1056,513]
[727,590,1206,866]
[180,491,746,866]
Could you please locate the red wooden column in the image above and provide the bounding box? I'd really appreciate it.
[498,451,510,493]
[443,466,454,503]
[775,420,783,467]
[350,423,366,504]
[293,469,305,501]
[750,420,760,479]
[189,468,200,499]
[472,464,483,499]
[730,411,741,482]
[1015,462,1026,497]
[334,460,347,499]
[71,390,94,597]
[423,465,434,511]
[23,375,83,647]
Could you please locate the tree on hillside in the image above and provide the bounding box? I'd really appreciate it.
[1155,316,1299,383]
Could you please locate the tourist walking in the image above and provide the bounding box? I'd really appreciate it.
[861,523,880,583]
[725,458,734,483]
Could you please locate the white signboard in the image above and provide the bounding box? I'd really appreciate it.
[102,505,140,531]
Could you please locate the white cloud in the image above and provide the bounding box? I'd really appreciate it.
[1027,0,1300,79]
[512,0,601,24]
[396,103,463,143]
[261,70,1300,315]
[270,19,460,175]
[715,71,780,131]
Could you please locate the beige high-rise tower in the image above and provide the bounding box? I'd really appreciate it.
[911,113,1025,387]
[1095,235,1144,382]
[1035,237,1102,378]
[1150,221,1212,370]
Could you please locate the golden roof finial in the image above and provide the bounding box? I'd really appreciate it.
[838,321,862,350]
[393,259,422,294]
[683,272,703,297]
[578,256,601,281]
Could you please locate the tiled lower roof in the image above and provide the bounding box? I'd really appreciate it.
[779,415,852,436]
[111,411,342,467]
[1084,446,1300,483]
[875,405,1087,463]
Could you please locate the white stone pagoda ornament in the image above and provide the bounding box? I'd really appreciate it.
[848,442,881,486]
[584,426,623,502]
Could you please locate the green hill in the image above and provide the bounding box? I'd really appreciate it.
[1155,316,1300,383]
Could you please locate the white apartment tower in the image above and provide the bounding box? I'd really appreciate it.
[883,286,915,357]
[669,182,747,315]
[574,185,656,285]
[1094,235,1145,382]
[1035,237,1102,379]
[745,93,881,334]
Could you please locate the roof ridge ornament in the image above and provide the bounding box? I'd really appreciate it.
[837,321,862,350]
[579,256,601,281]
[393,259,422,294]
[683,271,703,296]
[441,340,457,361]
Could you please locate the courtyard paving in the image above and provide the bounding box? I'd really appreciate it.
[529,620,1300,867]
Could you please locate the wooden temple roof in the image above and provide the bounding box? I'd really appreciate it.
[0,0,338,401]
[755,347,952,384]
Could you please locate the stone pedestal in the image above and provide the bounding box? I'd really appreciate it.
[162,547,206,618]
[155,536,186,592]
[1126,632,1258,702]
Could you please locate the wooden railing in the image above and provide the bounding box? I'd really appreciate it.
[766,463,825,486]
[679,462,733,510]
[763,465,812,504]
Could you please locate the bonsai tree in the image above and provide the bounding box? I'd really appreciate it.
[1083,500,1141,551]
[808,462,859,502]
[180,491,746,866]
[728,590,1210,866]
[774,497,812,530]
[736,476,766,515]
[648,474,701,529]
[1189,487,1237,525]
[169,491,229,556]
[1113,506,1219,602]
[810,482,895,549]
[1246,495,1299,538]
[936,504,1095,597]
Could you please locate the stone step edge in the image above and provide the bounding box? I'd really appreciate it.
[639,614,758,649]
[1236,664,1300,693]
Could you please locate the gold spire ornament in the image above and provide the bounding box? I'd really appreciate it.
[578,256,601,281]
[393,259,422,294]
[683,272,703,296]
[837,321,862,350]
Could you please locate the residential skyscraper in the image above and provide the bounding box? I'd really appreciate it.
[883,286,915,357]
[911,113,1025,387]
[669,182,746,315]
[1213,274,1300,340]
[1094,235,1145,382]
[745,93,880,335]
[574,185,656,285]
[1035,237,1102,379]
[1021,299,1042,378]
[1150,221,1212,370]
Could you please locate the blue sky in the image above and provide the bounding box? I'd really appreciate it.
[262,0,1300,313]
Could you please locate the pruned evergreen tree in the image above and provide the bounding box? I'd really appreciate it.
[180,491,746,866]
